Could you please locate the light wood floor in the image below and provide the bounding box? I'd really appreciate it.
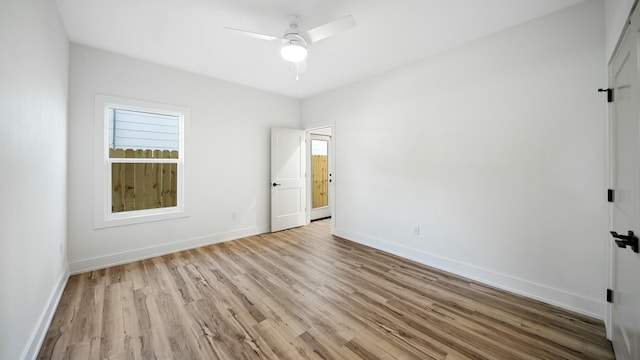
[38,220,614,359]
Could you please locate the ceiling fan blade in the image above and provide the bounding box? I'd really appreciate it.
[224,27,282,42]
[305,15,356,43]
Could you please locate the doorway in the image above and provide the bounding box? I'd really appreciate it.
[307,127,333,222]
[310,134,330,220]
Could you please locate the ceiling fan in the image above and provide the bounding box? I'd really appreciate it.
[224,15,356,79]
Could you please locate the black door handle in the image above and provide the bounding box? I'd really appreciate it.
[610,231,639,253]
[272,182,281,187]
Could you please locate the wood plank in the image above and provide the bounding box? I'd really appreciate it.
[124,149,135,211]
[38,220,614,360]
[111,148,126,213]
[161,150,171,208]
[134,149,145,210]
[170,150,178,207]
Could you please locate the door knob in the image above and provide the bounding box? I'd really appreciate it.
[610,231,639,253]
[272,182,281,187]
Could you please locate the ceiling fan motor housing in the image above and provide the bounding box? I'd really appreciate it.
[281,32,308,63]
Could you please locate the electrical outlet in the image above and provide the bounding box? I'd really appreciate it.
[413,226,420,236]
[231,211,238,220]
[59,242,63,254]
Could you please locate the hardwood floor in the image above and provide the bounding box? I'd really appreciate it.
[38,220,614,359]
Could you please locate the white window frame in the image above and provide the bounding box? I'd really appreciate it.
[94,94,189,229]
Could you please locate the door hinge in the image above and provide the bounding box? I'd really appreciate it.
[598,88,613,103]
[608,189,615,203]
[607,288,613,303]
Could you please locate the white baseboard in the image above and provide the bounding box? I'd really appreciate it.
[334,228,604,320]
[22,266,69,360]
[69,225,270,274]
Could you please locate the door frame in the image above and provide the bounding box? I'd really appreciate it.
[309,133,332,220]
[605,48,614,342]
[305,124,335,233]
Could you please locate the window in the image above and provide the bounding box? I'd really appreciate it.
[94,95,189,228]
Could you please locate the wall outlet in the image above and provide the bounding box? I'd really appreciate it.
[59,242,63,254]
[231,211,238,220]
[413,226,420,236]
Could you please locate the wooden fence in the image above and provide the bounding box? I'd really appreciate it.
[110,148,178,213]
[311,155,328,208]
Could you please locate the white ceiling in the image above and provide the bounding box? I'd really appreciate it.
[56,0,585,99]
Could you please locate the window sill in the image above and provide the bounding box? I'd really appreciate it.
[94,208,188,229]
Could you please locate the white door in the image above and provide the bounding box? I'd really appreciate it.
[610,7,640,360]
[271,128,306,232]
[310,134,332,220]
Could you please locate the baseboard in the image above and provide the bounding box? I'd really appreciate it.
[334,228,604,320]
[70,225,270,274]
[21,266,69,360]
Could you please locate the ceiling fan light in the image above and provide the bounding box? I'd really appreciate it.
[280,41,308,62]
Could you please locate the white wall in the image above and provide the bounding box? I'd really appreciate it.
[304,0,607,318]
[605,0,635,60]
[68,44,301,272]
[0,0,69,359]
